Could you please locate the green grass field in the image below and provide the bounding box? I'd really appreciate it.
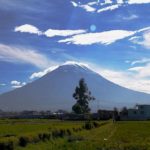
[0,119,150,150]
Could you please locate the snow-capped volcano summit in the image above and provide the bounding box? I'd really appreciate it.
[0,62,150,111]
[56,62,96,74]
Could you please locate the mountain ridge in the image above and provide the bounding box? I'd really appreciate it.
[0,63,150,111]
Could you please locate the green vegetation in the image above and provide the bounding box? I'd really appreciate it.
[0,119,150,150]
[72,78,95,114]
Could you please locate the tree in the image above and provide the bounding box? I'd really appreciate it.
[121,107,128,117]
[113,107,119,122]
[72,78,95,114]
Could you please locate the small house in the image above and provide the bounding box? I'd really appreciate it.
[120,104,150,120]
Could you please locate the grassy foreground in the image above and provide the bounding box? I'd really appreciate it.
[0,119,150,150]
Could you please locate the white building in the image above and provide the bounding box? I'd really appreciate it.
[121,105,150,120]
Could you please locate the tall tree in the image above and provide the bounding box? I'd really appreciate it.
[72,78,95,114]
[113,107,119,122]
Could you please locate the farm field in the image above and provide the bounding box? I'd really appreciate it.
[0,119,150,150]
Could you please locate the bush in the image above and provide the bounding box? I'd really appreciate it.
[0,141,14,150]
[53,129,73,138]
[43,133,51,141]
[83,121,94,130]
[38,133,51,141]
[82,121,101,130]
[59,129,66,138]
[93,121,100,128]
[19,136,29,147]
[3,134,16,138]
[72,127,83,132]
[66,129,72,136]
[52,130,59,138]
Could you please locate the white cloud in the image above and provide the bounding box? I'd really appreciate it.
[0,44,52,69]
[71,1,121,13]
[127,58,150,79]
[59,30,135,45]
[15,24,86,38]
[14,25,150,48]
[105,0,113,4]
[88,1,99,6]
[71,0,150,14]
[80,4,96,12]
[129,36,140,41]
[71,1,78,7]
[130,58,150,66]
[130,28,150,49]
[63,61,90,68]
[130,30,150,49]
[128,66,144,72]
[140,31,150,49]
[117,0,124,4]
[128,0,150,4]
[11,80,26,88]
[14,24,42,35]
[59,27,150,46]
[92,66,150,94]
[70,1,96,12]
[44,29,86,38]
[137,27,150,33]
[11,80,21,85]
[30,65,59,80]
[128,63,150,78]
[97,4,120,13]
[122,14,138,20]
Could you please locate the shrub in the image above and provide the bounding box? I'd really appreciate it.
[83,121,94,130]
[3,134,16,138]
[72,128,76,132]
[52,130,59,138]
[59,129,66,138]
[19,136,29,147]
[0,141,14,150]
[66,129,72,136]
[93,121,100,128]
[38,133,51,141]
[42,133,51,141]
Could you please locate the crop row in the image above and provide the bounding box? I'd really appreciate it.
[0,121,102,150]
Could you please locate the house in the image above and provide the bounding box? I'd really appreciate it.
[120,105,150,121]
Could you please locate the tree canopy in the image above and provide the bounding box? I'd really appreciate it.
[72,78,95,114]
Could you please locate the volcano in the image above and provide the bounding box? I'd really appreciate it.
[0,62,150,111]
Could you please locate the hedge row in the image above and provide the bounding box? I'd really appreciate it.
[0,128,73,150]
[0,121,103,150]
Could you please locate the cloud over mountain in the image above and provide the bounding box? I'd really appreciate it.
[0,44,52,68]
[59,30,135,45]
[130,31,150,49]
[11,80,26,88]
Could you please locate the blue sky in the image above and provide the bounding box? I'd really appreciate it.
[0,0,150,94]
